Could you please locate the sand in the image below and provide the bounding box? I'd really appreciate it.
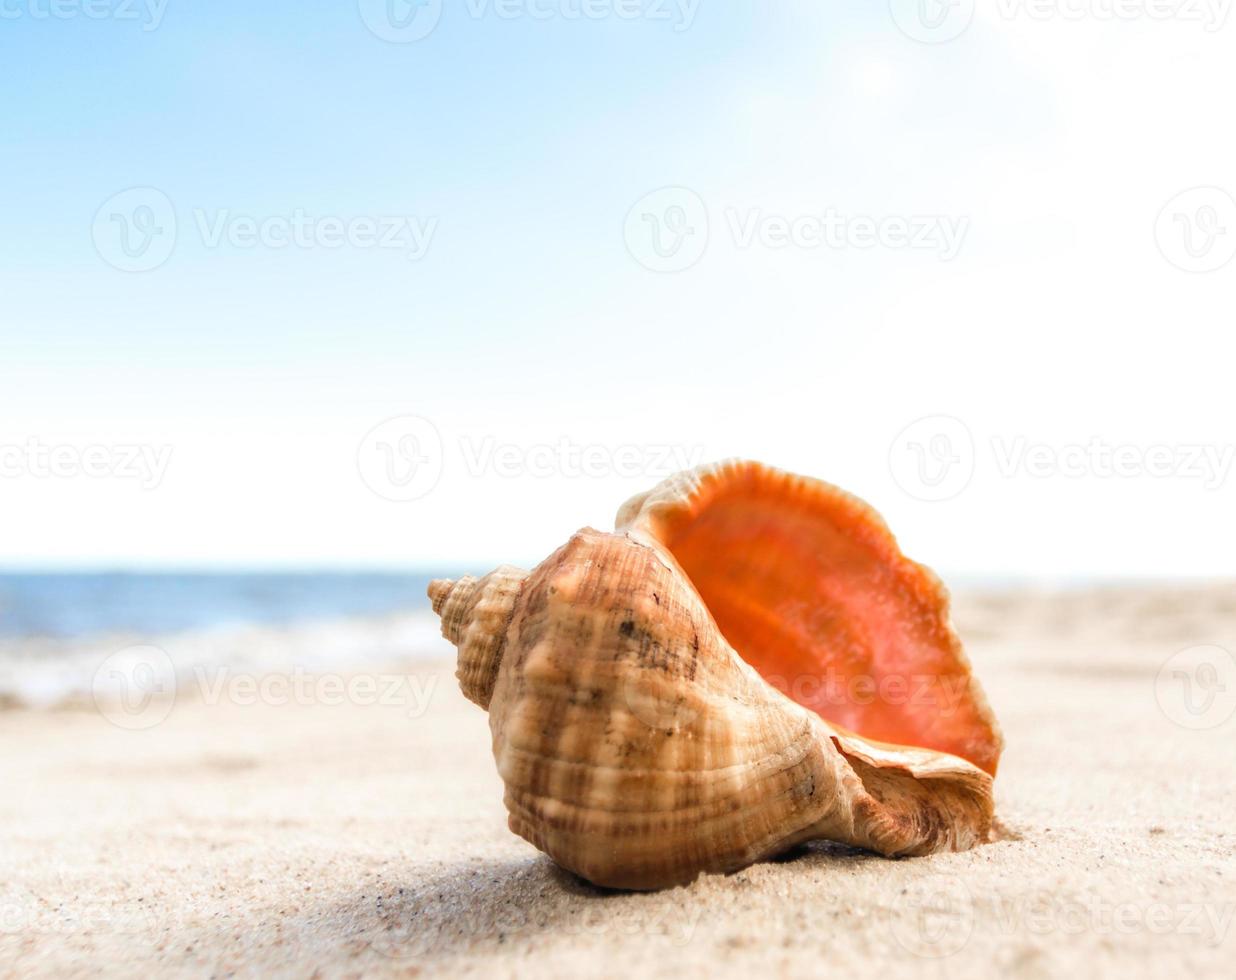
[2,585,1234,978]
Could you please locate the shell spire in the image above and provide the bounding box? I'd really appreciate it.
[428,565,527,709]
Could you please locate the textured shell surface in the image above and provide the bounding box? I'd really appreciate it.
[429,460,1002,890]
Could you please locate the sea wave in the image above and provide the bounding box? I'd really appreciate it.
[0,611,453,709]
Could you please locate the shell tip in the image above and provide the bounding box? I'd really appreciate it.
[428,578,455,615]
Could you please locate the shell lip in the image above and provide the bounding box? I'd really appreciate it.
[614,458,1004,778]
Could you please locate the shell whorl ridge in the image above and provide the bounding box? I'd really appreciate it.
[429,461,1001,890]
[429,565,527,709]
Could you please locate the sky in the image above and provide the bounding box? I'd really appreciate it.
[1,1,1234,578]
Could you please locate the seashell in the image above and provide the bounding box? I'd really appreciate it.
[429,460,1002,890]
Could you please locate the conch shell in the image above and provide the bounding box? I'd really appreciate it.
[429,460,1002,890]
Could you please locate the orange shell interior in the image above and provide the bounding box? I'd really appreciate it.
[629,462,1002,776]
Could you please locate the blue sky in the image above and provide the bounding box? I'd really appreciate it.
[2,3,1234,576]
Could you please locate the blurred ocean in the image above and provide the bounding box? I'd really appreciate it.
[0,572,441,639]
[0,570,1131,709]
[0,572,460,707]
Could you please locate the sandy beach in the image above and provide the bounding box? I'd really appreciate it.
[3,584,1234,978]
